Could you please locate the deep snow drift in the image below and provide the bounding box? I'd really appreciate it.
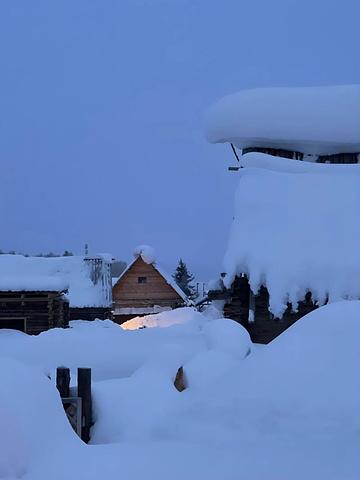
[205,85,360,155]
[0,303,359,479]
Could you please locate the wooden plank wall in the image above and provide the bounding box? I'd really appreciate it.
[113,257,184,310]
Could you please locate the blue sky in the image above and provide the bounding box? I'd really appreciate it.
[1,0,359,281]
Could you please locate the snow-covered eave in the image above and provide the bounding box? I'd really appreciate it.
[155,264,188,302]
[0,277,69,293]
[113,258,136,286]
[205,85,360,156]
[86,253,115,263]
[211,137,360,157]
[237,152,360,174]
[222,163,360,319]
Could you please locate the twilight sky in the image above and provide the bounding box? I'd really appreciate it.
[1,0,359,282]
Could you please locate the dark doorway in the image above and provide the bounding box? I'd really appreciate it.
[0,317,26,332]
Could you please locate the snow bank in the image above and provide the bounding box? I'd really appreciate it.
[91,316,251,444]
[1,303,359,479]
[0,310,211,382]
[0,359,80,478]
[121,307,205,330]
[224,167,360,317]
[205,85,360,155]
[203,318,251,360]
[92,302,360,478]
[133,245,156,264]
[197,301,360,436]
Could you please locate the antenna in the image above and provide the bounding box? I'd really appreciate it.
[85,243,88,256]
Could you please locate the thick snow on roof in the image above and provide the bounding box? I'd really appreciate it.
[155,264,188,302]
[223,162,360,317]
[0,255,112,307]
[205,85,360,155]
[133,245,156,265]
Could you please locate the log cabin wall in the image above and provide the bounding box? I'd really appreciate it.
[223,277,318,344]
[0,291,69,335]
[69,307,113,321]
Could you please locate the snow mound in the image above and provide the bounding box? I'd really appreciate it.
[121,307,205,330]
[91,366,181,444]
[183,350,241,389]
[0,359,80,478]
[224,167,360,317]
[0,309,210,382]
[133,245,156,264]
[213,301,360,434]
[205,85,360,155]
[203,319,251,360]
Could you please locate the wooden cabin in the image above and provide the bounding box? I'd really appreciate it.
[0,290,69,334]
[113,252,187,324]
[0,254,114,333]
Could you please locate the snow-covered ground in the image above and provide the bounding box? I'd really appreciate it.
[1,303,359,479]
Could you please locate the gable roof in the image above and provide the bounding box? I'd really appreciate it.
[113,253,188,302]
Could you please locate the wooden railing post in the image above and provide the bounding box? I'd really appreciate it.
[56,367,70,398]
[77,368,92,443]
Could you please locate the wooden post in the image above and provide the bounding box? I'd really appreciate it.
[56,367,70,398]
[78,368,92,443]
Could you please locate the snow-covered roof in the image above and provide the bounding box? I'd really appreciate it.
[223,158,360,318]
[114,246,188,302]
[133,245,156,265]
[205,85,360,155]
[0,254,113,307]
[155,264,188,302]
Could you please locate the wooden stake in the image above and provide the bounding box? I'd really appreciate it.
[56,367,70,398]
[78,368,92,443]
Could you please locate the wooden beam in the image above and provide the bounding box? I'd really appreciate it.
[0,297,56,303]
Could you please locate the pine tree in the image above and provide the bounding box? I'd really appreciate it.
[172,259,197,300]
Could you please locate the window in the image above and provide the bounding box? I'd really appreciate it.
[138,277,147,284]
